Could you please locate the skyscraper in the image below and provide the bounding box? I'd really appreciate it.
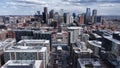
[54,12,59,23]
[70,15,74,24]
[72,13,76,19]
[42,7,48,24]
[49,9,54,19]
[64,13,70,25]
[85,8,91,25]
[60,9,64,17]
[48,9,54,25]
[44,7,47,13]
[97,16,102,23]
[92,9,97,24]
[59,9,64,24]
[79,13,85,25]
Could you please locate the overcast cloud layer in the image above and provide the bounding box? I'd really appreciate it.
[0,0,120,15]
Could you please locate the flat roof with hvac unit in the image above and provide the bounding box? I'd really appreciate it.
[57,46,62,51]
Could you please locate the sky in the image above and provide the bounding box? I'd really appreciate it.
[0,0,120,15]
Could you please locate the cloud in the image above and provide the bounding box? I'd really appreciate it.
[13,0,47,5]
[11,6,18,9]
[7,2,36,7]
[62,0,120,4]
[99,3,115,7]
[2,6,7,9]
[7,0,47,7]
[0,0,120,15]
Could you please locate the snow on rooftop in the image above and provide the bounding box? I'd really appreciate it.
[5,46,47,52]
[18,39,49,44]
[67,27,83,29]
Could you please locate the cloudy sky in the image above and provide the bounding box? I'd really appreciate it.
[0,0,120,15]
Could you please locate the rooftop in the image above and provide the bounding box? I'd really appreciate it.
[88,40,102,48]
[104,35,120,44]
[1,60,43,68]
[78,58,101,68]
[0,38,16,51]
[74,48,93,54]
[67,27,83,30]
[5,46,47,52]
[92,33,102,38]
[6,60,35,66]
[18,39,49,44]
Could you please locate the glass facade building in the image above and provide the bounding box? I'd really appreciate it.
[85,8,91,25]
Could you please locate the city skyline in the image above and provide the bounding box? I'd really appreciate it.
[0,1,120,67]
[0,0,120,15]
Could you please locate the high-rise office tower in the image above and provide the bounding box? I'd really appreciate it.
[54,12,62,27]
[72,13,76,19]
[48,9,54,25]
[85,8,91,25]
[44,7,47,13]
[54,12,59,23]
[66,13,70,25]
[59,9,64,24]
[92,9,97,24]
[97,16,102,23]
[60,9,64,16]
[63,13,67,23]
[42,7,48,24]
[49,9,54,19]
[70,16,74,24]
[79,13,85,25]
[64,13,70,25]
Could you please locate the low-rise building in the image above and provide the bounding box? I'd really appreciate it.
[71,41,93,68]
[88,40,102,58]
[0,38,16,67]
[4,46,48,68]
[77,58,101,68]
[18,39,50,54]
[102,35,120,68]
[1,60,44,68]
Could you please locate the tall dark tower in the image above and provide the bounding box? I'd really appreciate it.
[49,9,54,18]
[44,7,48,12]
[63,13,67,23]
[42,7,48,24]
[85,8,91,25]
[92,9,97,24]
[72,13,76,19]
